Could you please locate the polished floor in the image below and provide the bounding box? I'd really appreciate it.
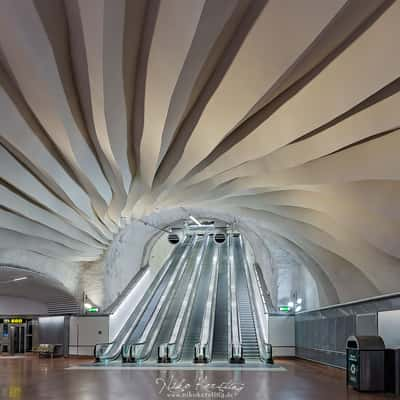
[0,355,394,399]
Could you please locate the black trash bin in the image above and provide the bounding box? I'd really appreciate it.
[346,336,385,392]
[385,347,400,395]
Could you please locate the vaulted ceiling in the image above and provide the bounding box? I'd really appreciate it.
[0,0,399,308]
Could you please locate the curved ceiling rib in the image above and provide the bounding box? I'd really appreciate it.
[0,0,399,309]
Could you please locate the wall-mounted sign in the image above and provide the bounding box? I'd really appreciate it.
[4,318,23,324]
[0,318,24,324]
[279,306,290,312]
[87,307,99,313]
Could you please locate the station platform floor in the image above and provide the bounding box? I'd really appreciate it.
[0,354,392,399]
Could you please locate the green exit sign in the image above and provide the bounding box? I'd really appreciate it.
[279,306,290,312]
[87,307,99,313]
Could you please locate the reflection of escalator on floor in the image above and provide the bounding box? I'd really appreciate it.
[181,235,216,361]
[147,236,206,362]
[212,240,229,362]
[233,236,260,361]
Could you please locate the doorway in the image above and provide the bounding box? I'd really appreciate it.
[9,325,25,354]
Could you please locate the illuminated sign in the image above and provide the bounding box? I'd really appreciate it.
[87,307,99,313]
[279,306,290,312]
[10,318,24,324]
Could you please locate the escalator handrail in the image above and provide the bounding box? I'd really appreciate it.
[165,236,210,361]
[197,241,222,362]
[94,342,117,360]
[194,341,209,361]
[121,341,150,362]
[229,234,242,354]
[94,237,192,361]
[124,238,198,362]
[238,235,271,363]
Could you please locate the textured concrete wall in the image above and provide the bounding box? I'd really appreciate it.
[82,215,177,309]
[81,207,326,311]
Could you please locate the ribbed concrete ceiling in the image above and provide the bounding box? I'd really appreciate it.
[0,0,399,307]
[0,266,79,312]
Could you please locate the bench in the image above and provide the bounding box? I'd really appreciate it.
[32,344,63,358]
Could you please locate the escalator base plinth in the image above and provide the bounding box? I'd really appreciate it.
[122,359,138,364]
[194,358,209,364]
[230,358,245,364]
[158,358,172,364]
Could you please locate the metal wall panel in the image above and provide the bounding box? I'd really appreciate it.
[295,294,400,368]
[356,313,377,336]
[38,316,66,354]
[378,309,400,347]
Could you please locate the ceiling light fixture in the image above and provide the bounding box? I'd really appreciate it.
[189,215,202,226]
[84,303,93,309]
[13,277,28,282]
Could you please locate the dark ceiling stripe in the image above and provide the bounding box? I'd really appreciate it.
[324,127,399,158]
[0,137,82,213]
[153,0,268,187]
[181,0,396,182]
[291,77,400,145]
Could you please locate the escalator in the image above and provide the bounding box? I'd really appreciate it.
[95,235,193,361]
[97,229,265,366]
[181,235,216,361]
[146,235,207,362]
[211,239,229,361]
[233,235,260,361]
[126,237,193,345]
